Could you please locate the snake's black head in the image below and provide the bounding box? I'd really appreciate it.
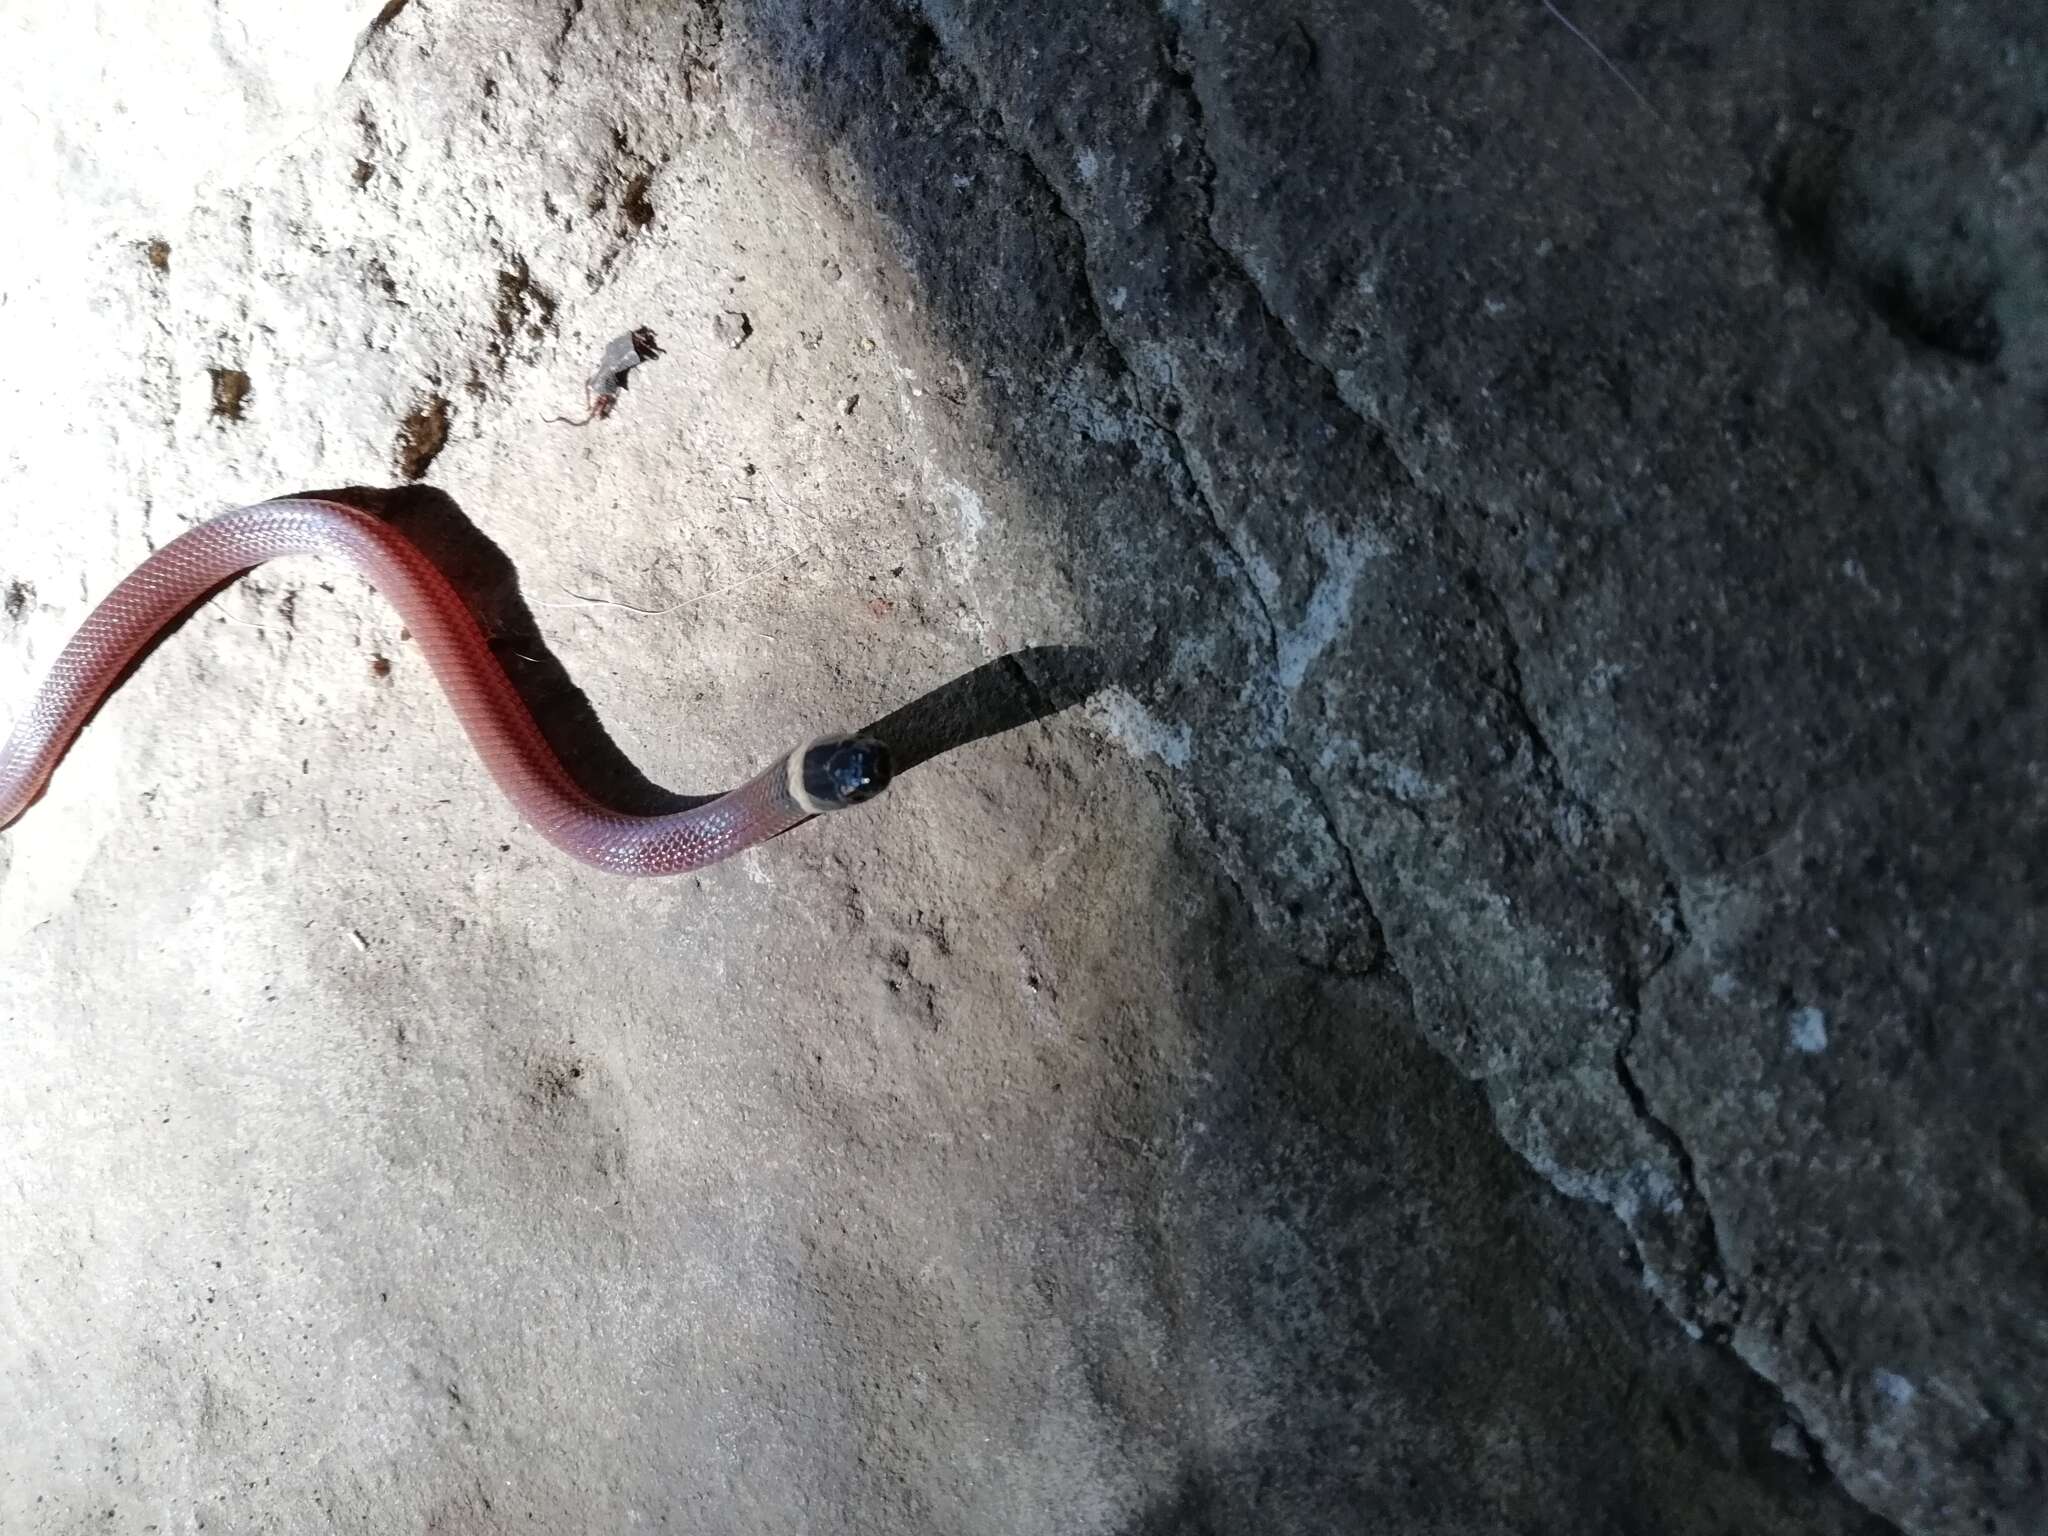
[797,736,892,811]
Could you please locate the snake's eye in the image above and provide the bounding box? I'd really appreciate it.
[801,737,892,809]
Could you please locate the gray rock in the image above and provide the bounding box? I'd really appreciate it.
[734,0,2048,1529]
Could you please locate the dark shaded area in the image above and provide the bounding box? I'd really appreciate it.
[716,0,2045,1531]
[861,644,1104,776]
[1057,910,1901,1536]
[1765,121,2005,365]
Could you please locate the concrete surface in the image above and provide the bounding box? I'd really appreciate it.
[0,2,2040,1532]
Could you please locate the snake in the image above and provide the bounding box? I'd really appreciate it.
[0,496,891,873]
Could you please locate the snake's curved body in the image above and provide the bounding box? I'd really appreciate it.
[0,497,889,872]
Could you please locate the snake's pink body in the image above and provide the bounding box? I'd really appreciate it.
[0,497,859,873]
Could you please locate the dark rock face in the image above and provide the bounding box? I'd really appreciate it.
[730,1,2047,1530]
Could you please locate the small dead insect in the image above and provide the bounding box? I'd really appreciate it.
[546,327,662,426]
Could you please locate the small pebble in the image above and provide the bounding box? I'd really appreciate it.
[839,393,859,415]
[713,310,752,348]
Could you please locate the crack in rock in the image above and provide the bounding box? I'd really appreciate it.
[902,11,1381,967]
[920,0,1763,1416]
